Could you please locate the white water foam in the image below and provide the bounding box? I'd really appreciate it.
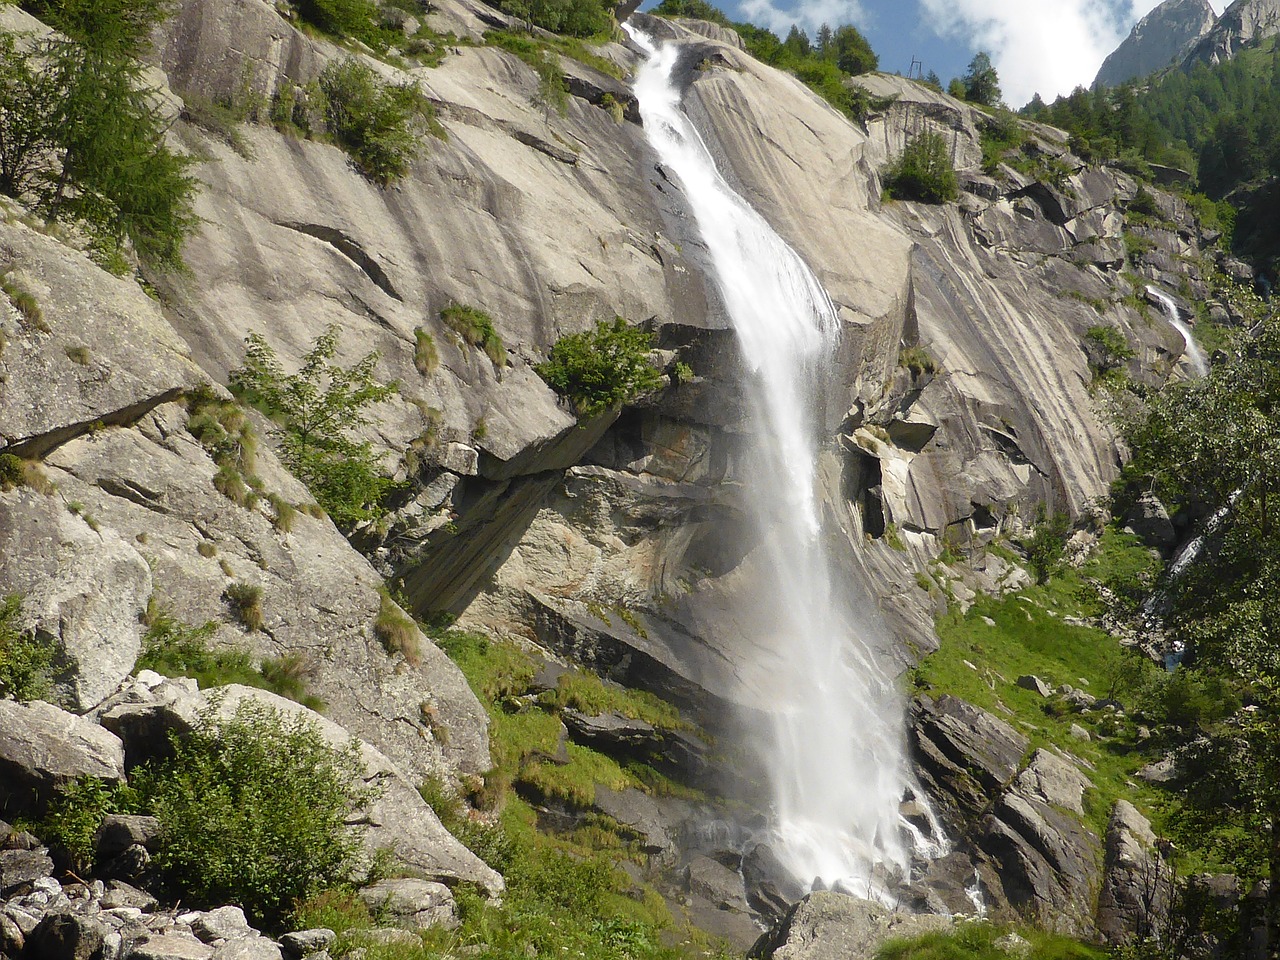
[1148,286,1209,377]
[626,27,943,898]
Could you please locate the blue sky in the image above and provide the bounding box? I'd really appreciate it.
[642,0,1228,107]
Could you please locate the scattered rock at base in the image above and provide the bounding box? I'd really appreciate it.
[0,848,54,896]
[280,929,336,958]
[1016,675,1051,698]
[357,879,458,931]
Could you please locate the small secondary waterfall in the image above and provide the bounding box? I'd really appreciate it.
[1148,286,1208,377]
[626,27,940,897]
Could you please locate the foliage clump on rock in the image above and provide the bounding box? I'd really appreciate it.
[881,132,959,204]
[535,317,663,416]
[441,303,507,367]
[318,58,434,186]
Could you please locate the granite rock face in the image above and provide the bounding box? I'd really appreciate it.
[1183,0,1280,68]
[1095,0,1217,87]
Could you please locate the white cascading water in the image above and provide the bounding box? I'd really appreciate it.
[1147,286,1209,377]
[626,27,941,897]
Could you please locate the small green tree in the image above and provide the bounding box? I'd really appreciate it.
[881,131,959,204]
[533,51,569,122]
[36,0,199,270]
[230,326,398,528]
[535,317,663,416]
[0,36,59,199]
[962,51,1002,107]
[0,0,200,270]
[829,24,877,76]
[318,58,429,186]
[1025,510,1070,584]
[135,701,371,929]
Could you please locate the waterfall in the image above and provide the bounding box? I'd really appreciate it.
[626,27,940,898]
[1147,286,1208,377]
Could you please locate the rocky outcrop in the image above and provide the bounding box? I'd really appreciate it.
[910,697,1105,938]
[1097,801,1172,943]
[0,700,125,817]
[1095,0,1217,87]
[1182,0,1280,68]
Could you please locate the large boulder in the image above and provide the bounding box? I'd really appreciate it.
[0,489,151,712]
[0,700,125,817]
[749,892,953,960]
[909,695,1029,823]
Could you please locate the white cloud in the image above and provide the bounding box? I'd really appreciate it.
[738,0,867,36]
[920,0,1228,108]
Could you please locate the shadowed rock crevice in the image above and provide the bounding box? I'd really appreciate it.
[275,221,403,302]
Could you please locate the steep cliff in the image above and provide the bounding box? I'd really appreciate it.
[1094,0,1216,88]
[1182,0,1280,66]
[0,0,1231,949]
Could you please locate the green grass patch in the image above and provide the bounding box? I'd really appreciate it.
[916,529,1166,837]
[417,625,725,958]
[539,670,685,730]
[441,303,506,367]
[876,920,1105,960]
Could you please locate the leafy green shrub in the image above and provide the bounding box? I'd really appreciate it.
[535,317,663,415]
[496,0,611,38]
[979,111,1027,174]
[1025,510,1071,585]
[0,454,23,489]
[881,131,959,204]
[1085,324,1135,388]
[0,594,54,702]
[318,59,432,186]
[134,701,372,929]
[1129,185,1159,217]
[441,304,506,366]
[36,776,137,873]
[1123,230,1155,261]
[294,0,380,41]
[230,326,399,529]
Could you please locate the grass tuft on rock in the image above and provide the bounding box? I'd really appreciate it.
[374,588,420,664]
[441,304,506,367]
[224,581,265,632]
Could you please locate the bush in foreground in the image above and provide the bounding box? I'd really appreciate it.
[135,701,371,928]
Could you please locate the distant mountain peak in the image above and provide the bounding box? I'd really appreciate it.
[1094,0,1216,88]
[1182,0,1280,68]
